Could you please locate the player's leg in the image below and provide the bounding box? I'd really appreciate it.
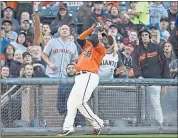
[77,73,104,130]
[147,86,163,126]
[62,85,78,132]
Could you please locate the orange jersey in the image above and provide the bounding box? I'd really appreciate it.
[76,41,106,74]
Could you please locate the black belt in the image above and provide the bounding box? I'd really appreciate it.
[76,71,88,76]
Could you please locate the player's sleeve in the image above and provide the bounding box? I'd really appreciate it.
[42,40,52,56]
[71,43,79,62]
[95,42,107,56]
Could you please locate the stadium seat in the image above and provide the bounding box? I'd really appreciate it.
[51,6,59,16]
[69,11,79,23]
[39,6,52,17]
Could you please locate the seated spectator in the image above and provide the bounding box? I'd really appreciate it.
[0,54,6,66]
[50,4,73,35]
[149,2,168,25]
[109,5,120,23]
[4,44,15,67]
[2,20,18,42]
[163,42,176,65]
[17,20,34,46]
[160,17,170,41]
[120,37,134,76]
[77,2,93,23]
[9,50,23,78]
[169,59,178,79]
[11,31,28,53]
[149,24,165,48]
[128,2,149,25]
[82,1,111,31]
[1,6,20,31]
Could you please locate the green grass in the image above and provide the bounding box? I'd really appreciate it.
[1,134,178,138]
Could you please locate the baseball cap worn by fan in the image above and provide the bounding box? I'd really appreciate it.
[22,52,31,59]
[2,20,12,26]
[59,4,67,10]
[160,16,168,22]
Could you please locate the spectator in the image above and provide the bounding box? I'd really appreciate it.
[167,2,178,23]
[9,50,23,78]
[42,24,51,37]
[160,17,170,41]
[41,34,53,50]
[42,25,78,78]
[11,31,28,53]
[169,59,178,79]
[109,5,120,24]
[163,42,176,65]
[98,34,124,79]
[149,24,165,48]
[50,4,73,35]
[57,63,86,127]
[108,24,120,39]
[22,52,32,64]
[2,20,18,42]
[82,1,110,31]
[103,19,113,32]
[4,44,15,67]
[0,54,6,66]
[22,63,34,78]
[1,6,20,31]
[120,37,134,76]
[18,20,34,46]
[1,66,12,95]
[149,2,168,25]
[20,11,31,23]
[116,10,134,37]
[128,2,149,25]
[77,2,93,23]
[132,27,170,127]
[1,2,7,18]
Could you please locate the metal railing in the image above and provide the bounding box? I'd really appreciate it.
[0,78,177,136]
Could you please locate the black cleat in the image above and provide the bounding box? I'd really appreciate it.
[57,130,74,137]
[93,128,101,136]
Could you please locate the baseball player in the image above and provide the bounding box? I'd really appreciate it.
[57,23,111,136]
[42,25,78,78]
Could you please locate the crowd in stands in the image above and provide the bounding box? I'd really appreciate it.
[1,1,178,81]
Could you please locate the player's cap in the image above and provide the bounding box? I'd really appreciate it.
[102,33,114,46]
[22,52,31,59]
[2,20,12,25]
[160,16,168,22]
